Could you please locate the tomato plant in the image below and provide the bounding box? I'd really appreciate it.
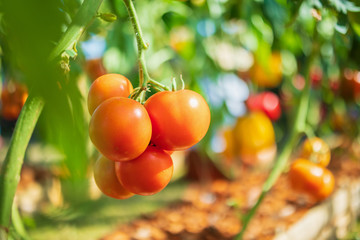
[115,146,173,196]
[144,90,211,151]
[93,155,134,199]
[288,158,335,201]
[300,137,331,167]
[233,111,276,167]
[87,73,133,115]
[89,97,152,162]
[246,91,281,121]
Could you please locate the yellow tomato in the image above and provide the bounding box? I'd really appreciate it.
[233,111,276,166]
[300,137,331,167]
[250,52,282,88]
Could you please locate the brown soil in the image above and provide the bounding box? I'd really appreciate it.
[100,154,360,240]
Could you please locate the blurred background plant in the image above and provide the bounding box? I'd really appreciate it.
[0,0,360,239]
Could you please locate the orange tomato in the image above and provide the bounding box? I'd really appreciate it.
[1,82,28,120]
[93,155,134,199]
[300,137,331,167]
[144,90,211,151]
[85,58,107,81]
[233,111,276,166]
[250,52,282,88]
[115,146,173,196]
[87,74,133,115]
[289,158,335,201]
[89,97,152,162]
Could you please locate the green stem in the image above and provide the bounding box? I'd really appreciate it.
[235,50,317,240]
[0,95,44,238]
[149,79,170,91]
[0,1,104,239]
[122,0,169,102]
[49,0,104,61]
[11,203,31,240]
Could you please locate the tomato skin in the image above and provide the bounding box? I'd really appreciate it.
[144,90,211,151]
[115,146,173,196]
[310,66,323,88]
[233,111,276,166]
[85,58,107,81]
[289,159,335,201]
[300,137,331,167]
[1,83,28,120]
[93,155,134,199]
[246,92,281,121]
[89,97,152,162]
[87,74,133,115]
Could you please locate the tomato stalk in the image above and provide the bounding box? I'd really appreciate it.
[49,0,104,61]
[234,47,318,240]
[0,95,44,239]
[122,0,170,103]
[0,0,104,238]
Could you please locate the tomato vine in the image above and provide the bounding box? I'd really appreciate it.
[122,0,170,103]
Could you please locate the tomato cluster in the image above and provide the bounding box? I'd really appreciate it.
[288,137,334,202]
[88,74,210,198]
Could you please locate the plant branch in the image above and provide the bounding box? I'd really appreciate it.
[0,95,44,238]
[122,0,169,102]
[235,48,317,240]
[49,0,104,61]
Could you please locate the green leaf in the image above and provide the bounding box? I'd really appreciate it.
[329,0,348,13]
[345,0,360,12]
[348,11,360,36]
[64,49,77,58]
[99,13,118,22]
[335,13,349,34]
[329,0,360,13]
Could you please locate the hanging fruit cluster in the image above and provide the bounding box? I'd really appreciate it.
[288,137,334,202]
[88,73,210,199]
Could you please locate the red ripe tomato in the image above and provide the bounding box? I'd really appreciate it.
[93,155,134,199]
[144,90,211,151]
[115,146,173,196]
[89,97,152,162]
[288,158,335,201]
[310,66,323,88]
[246,92,281,121]
[87,74,133,115]
[85,58,107,81]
